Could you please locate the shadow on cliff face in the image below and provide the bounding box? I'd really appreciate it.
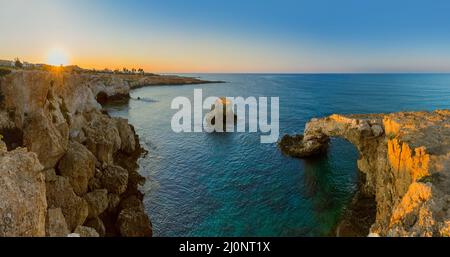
[335,172,377,237]
[96,91,130,106]
[0,127,23,150]
[300,137,376,236]
[0,82,24,150]
[95,91,109,105]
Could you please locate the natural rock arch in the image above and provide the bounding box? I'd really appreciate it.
[279,111,450,236]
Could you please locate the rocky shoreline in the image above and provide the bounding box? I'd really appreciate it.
[279,110,450,236]
[82,72,223,104]
[334,181,377,237]
[125,74,224,89]
[2,69,448,237]
[0,69,214,236]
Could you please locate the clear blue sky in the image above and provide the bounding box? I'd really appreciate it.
[1,0,450,72]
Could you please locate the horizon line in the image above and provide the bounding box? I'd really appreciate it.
[2,57,450,75]
[164,71,450,75]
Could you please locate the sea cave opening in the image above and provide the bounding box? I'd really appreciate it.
[301,137,376,236]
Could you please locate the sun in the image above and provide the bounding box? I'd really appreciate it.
[47,48,70,66]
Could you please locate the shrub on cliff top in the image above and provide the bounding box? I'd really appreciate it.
[0,68,11,77]
[387,132,396,140]
[14,58,23,68]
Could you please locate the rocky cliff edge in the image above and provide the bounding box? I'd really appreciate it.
[279,110,450,236]
[0,70,152,237]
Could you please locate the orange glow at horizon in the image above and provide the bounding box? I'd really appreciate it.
[2,1,450,74]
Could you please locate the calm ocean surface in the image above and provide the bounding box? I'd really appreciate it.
[106,74,450,236]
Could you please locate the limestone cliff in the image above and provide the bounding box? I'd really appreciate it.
[0,70,151,237]
[0,141,47,236]
[279,110,450,236]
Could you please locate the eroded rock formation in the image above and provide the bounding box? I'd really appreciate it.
[0,70,151,237]
[279,110,450,236]
[0,141,47,236]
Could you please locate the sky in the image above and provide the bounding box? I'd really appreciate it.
[1,0,450,73]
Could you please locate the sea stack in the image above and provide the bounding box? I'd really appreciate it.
[205,97,237,131]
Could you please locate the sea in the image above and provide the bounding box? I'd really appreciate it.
[106,73,450,236]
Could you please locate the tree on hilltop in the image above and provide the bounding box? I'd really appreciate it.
[14,58,23,68]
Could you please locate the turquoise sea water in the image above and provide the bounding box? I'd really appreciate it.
[106,74,450,236]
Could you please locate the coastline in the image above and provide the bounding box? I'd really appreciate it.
[0,68,221,236]
[92,72,224,103]
[279,111,450,236]
[1,69,449,237]
[127,74,225,90]
[0,69,159,236]
[128,79,225,90]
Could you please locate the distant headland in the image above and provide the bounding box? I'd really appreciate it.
[0,58,224,100]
